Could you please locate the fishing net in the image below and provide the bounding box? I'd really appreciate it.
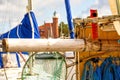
[21,52,67,80]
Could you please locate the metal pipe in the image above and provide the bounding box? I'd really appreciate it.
[64,0,75,39]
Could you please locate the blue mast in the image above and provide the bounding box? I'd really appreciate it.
[64,0,75,39]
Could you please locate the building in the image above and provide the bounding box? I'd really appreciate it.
[39,12,59,38]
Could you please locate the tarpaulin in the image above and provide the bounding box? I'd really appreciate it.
[0,11,40,68]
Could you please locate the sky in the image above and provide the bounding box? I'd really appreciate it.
[0,0,112,34]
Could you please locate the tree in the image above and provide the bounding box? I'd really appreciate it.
[59,22,69,37]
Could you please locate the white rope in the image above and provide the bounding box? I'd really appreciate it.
[17,24,21,38]
[28,11,34,39]
[7,30,11,38]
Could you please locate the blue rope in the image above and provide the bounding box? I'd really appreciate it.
[116,66,120,79]
[0,53,3,68]
[103,63,119,80]
[81,61,94,80]
[81,57,120,80]
[101,57,120,80]
[93,66,101,80]
[16,53,21,67]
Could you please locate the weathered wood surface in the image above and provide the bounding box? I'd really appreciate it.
[108,0,120,35]
[2,39,85,52]
[2,39,120,52]
[0,40,2,52]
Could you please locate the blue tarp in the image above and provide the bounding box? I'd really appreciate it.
[0,11,40,38]
[0,11,40,68]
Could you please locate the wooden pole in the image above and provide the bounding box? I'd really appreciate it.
[2,39,120,52]
[0,40,2,52]
[108,0,119,15]
[27,0,33,75]
[2,39,85,52]
[27,0,32,12]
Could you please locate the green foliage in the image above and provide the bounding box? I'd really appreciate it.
[59,22,69,37]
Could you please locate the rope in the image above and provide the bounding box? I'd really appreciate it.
[18,52,26,62]
[28,11,34,39]
[93,66,101,80]
[81,60,94,80]
[51,52,65,80]
[52,58,64,80]
[3,67,8,80]
[21,52,66,80]
[116,65,120,79]
[102,57,120,80]
[81,57,120,80]
[16,52,21,67]
[103,63,119,80]
[17,24,21,38]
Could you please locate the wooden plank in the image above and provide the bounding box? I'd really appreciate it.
[113,21,120,35]
[108,0,120,35]
[73,15,120,25]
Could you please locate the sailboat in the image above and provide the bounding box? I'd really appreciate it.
[0,0,83,79]
[0,0,84,80]
[2,0,120,80]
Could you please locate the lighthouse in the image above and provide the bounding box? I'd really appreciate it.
[52,11,59,38]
